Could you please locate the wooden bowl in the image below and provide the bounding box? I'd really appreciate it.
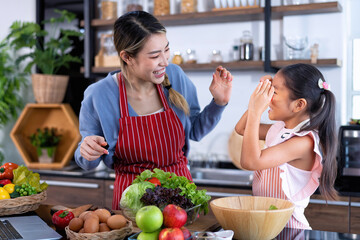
[210,196,295,240]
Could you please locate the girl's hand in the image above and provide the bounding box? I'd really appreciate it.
[80,135,109,161]
[248,79,274,116]
[209,66,233,106]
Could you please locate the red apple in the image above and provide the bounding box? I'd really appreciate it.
[163,204,187,228]
[181,226,191,239]
[159,228,184,240]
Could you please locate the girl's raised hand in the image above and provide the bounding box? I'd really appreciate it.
[209,66,233,106]
[248,79,274,116]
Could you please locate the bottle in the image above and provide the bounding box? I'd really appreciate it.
[126,0,143,12]
[240,30,254,61]
[232,45,240,61]
[101,0,117,20]
[154,0,170,16]
[185,49,197,63]
[172,51,184,65]
[211,50,223,63]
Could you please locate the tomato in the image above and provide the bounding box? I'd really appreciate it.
[0,162,18,180]
[146,177,161,187]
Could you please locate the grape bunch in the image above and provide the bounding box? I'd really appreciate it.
[140,186,195,210]
[15,183,38,197]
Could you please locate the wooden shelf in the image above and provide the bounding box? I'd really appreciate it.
[80,2,341,27]
[10,104,81,169]
[81,58,340,74]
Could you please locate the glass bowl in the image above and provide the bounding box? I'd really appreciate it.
[120,204,202,226]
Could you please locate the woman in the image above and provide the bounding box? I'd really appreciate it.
[74,11,233,210]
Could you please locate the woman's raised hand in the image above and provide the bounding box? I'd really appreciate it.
[80,135,109,161]
[209,66,233,106]
[248,78,274,116]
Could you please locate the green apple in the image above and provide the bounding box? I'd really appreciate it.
[136,205,163,233]
[137,229,161,240]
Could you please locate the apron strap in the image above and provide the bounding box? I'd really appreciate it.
[118,73,130,117]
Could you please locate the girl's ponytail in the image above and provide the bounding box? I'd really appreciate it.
[162,74,189,115]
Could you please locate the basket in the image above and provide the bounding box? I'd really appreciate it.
[65,220,133,240]
[32,73,69,103]
[0,191,47,216]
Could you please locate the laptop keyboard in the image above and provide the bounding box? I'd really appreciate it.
[0,220,23,240]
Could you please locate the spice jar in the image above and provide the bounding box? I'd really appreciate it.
[185,49,197,64]
[211,50,223,63]
[101,0,117,20]
[126,0,143,12]
[154,0,170,16]
[181,0,197,13]
[240,30,254,61]
[172,51,184,65]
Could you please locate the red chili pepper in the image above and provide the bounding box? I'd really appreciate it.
[146,177,161,187]
[0,163,18,180]
[52,210,75,230]
[0,179,12,186]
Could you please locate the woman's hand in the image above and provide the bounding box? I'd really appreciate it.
[248,78,274,116]
[80,135,109,161]
[209,66,233,106]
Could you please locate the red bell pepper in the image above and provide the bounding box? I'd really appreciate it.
[52,210,74,230]
[0,163,18,180]
[0,179,12,186]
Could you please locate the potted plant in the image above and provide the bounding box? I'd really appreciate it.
[29,127,62,163]
[6,9,83,103]
[0,40,27,162]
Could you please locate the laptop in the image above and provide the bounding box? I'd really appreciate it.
[0,215,62,240]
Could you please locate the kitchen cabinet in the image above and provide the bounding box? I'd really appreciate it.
[41,176,105,207]
[105,179,115,209]
[350,197,360,234]
[82,1,342,77]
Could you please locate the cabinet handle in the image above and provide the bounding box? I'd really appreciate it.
[351,202,360,207]
[309,199,349,206]
[109,185,114,190]
[206,191,251,197]
[41,180,99,189]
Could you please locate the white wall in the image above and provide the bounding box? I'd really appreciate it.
[0,0,36,165]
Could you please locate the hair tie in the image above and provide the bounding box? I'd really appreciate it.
[165,84,172,90]
[318,78,330,91]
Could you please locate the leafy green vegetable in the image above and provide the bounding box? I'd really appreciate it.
[120,182,155,213]
[132,169,211,215]
[269,204,278,210]
[12,165,48,192]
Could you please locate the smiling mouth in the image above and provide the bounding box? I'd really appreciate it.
[153,69,165,78]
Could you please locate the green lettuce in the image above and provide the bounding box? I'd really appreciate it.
[120,182,154,213]
[12,165,48,192]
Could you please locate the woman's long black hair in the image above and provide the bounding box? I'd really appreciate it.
[280,63,338,201]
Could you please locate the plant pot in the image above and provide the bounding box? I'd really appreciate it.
[32,74,69,103]
[38,147,56,164]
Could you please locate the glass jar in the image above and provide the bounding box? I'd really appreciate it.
[101,0,118,20]
[154,0,170,16]
[211,50,223,63]
[172,51,184,65]
[185,49,197,64]
[181,0,197,13]
[240,30,254,60]
[126,0,143,12]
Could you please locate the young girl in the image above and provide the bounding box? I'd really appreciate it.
[235,63,338,229]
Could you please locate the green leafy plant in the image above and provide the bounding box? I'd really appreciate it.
[29,127,62,157]
[6,9,83,75]
[0,41,28,163]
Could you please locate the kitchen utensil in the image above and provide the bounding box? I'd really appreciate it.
[210,196,295,240]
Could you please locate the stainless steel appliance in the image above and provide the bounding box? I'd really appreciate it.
[338,125,360,177]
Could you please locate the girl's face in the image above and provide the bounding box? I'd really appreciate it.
[268,73,297,122]
[127,33,170,84]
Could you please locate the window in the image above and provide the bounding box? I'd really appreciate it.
[352,39,360,119]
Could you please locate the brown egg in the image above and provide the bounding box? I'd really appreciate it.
[106,214,127,230]
[79,228,84,233]
[68,218,84,232]
[79,211,90,220]
[94,209,111,223]
[84,217,99,233]
[83,212,99,222]
[99,223,111,232]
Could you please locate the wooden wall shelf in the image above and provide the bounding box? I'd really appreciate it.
[80,2,341,27]
[81,58,340,74]
[10,104,81,169]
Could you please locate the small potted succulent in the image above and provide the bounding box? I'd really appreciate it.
[29,127,61,163]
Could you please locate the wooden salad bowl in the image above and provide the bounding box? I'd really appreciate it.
[210,196,295,240]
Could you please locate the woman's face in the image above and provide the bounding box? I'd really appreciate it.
[268,73,297,122]
[127,33,170,84]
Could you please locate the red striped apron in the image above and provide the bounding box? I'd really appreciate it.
[112,73,192,210]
